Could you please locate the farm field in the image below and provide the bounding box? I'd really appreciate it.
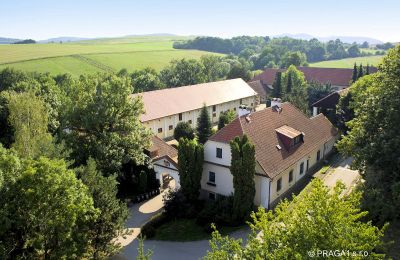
[311,55,384,68]
[0,36,220,76]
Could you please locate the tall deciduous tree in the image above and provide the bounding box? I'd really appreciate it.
[76,158,130,258]
[178,138,204,201]
[204,179,386,259]
[230,135,256,222]
[337,46,400,222]
[0,157,98,259]
[160,59,206,88]
[131,67,164,93]
[282,65,309,114]
[60,75,151,176]
[6,91,53,159]
[196,104,212,144]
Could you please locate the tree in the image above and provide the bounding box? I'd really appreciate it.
[217,110,236,130]
[307,80,332,109]
[131,67,164,93]
[177,138,204,201]
[204,179,386,259]
[60,75,152,176]
[76,158,130,258]
[281,51,307,68]
[136,236,153,260]
[227,61,252,81]
[348,44,361,57]
[282,65,309,114]
[160,59,206,88]
[6,91,53,159]
[366,64,370,75]
[0,157,98,259]
[230,135,256,222]
[200,55,230,82]
[174,122,195,141]
[272,71,282,98]
[286,71,292,94]
[361,41,369,48]
[336,91,354,133]
[196,104,212,144]
[337,46,400,222]
[357,63,364,79]
[352,63,358,83]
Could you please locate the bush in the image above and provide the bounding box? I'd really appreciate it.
[141,213,169,239]
[196,195,236,229]
[174,122,195,141]
[163,189,198,219]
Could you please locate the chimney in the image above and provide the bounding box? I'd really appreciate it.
[271,98,282,108]
[238,104,251,117]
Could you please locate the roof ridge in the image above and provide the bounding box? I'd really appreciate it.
[131,78,244,96]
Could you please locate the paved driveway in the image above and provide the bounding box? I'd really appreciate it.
[319,157,360,193]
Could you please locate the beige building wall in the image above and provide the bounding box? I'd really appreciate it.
[144,96,257,139]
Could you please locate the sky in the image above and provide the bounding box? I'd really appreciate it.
[1,0,399,42]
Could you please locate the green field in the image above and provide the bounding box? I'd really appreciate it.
[311,55,384,68]
[0,36,220,76]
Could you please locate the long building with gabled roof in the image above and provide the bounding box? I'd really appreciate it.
[132,78,258,139]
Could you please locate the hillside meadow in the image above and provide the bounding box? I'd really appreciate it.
[310,55,383,68]
[0,36,221,76]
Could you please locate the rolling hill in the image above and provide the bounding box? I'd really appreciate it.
[310,55,384,68]
[0,35,221,76]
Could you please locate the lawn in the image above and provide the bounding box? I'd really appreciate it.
[311,55,384,68]
[151,218,245,242]
[0,35,220,76]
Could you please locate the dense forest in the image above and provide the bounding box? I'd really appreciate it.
[174,36,383,69]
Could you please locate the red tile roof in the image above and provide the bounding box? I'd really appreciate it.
[209,103,338,179]
[148,136,178,162]
[247,80,272,98]
[132,79,258,122]
[252,67,377,87]
[311,88,350,108]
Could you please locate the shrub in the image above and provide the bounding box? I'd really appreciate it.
[174,122,195,141]
[163,189,198,219]
[141,213,169,239]
[196,195,236,229]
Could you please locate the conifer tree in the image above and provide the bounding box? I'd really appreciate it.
[352,63,358,82]
[366,63,370,75]
[178,138,204,201]
[286,71,293,94]
[196,104,212,144]
[358,63,364,79]
[272,71,282,98]
[230,135,256,222]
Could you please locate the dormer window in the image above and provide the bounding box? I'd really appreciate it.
[275,125,304,150]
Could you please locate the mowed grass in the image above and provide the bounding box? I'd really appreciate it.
[311,55,384,68]
[0,36,220,76]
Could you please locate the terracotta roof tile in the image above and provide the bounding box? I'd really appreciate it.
[311,88,350,108]
[247,80,271,97]
[132,79,257,122]
[252,67,377,87]
[148,136,178,161]
[209,103,338,179]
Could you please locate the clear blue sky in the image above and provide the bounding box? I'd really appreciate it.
[1,0,399,42]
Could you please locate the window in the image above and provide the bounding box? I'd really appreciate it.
[294,135,302,145]
[208,172,216,183]
[179,113,183,121]
[157,128,163,133]
[289,170,293,183]
[208,192,216,200]
[251,103,253,107]
[169,125,173,130]
[212,105,216,112]
[188,120,192,124]
[216,148,222,158]
[240,98,243,104]
[300,162,304,175]
[306,159,309,171]
[233,107,236,111]
[317,150,321,161]
[212,112,216,118]
[277,178,282,192]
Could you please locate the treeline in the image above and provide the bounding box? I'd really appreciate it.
[174,36,382,69]
[120,55,254,92]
